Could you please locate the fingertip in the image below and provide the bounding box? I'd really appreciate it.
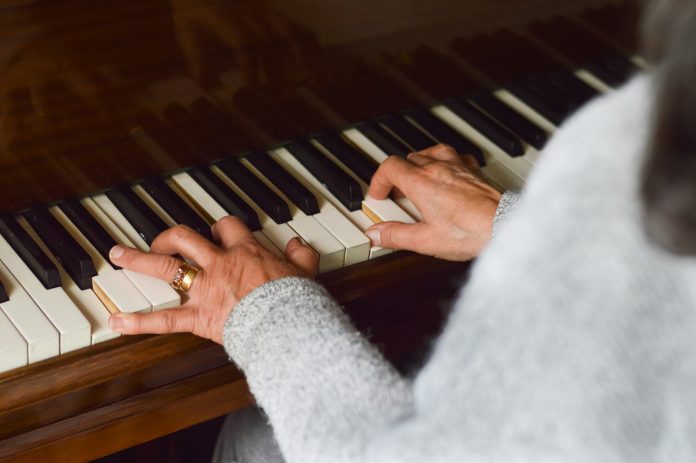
[109,313,126,332]
[109,245,125,261]
[365,226,382,246]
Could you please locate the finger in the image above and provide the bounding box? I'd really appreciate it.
[109,244,182,282]
[408,144,462,163]
[368,156,420,200]
[284,237,319,276]
[212,216,255,249]
[406,153,435,167]
[366,221,432,253]
[109,308,195,335]
[461,154,482,172]
[150,224,218,265]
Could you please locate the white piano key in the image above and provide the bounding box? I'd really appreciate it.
[362,195,417,224]
[0,309,27,373]
[18,211,120,344]
[574,69,613,93]
[340,128,426,220]
[231,156,345,273]
[262,149,368,270]
[493,89,557,134]
[259,146,389,259]
[170,172,229,223]
[206,166,301,251]
[92,194,149,252]
[0,259,59,363]
[87,196,181,311]
[252,231,283,257]
[0,222,90,354]
[311,138,424,222]
[49,206,152,315]
[432,104,532,184]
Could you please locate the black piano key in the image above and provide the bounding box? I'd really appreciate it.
[58,199,120,269]
[465,92,548,150]
[214,158,292,224]
[585,62,624,88]
[506,82,565,126]
[0,280,8,303]
[0,213,61,289]
[546,71,599,106]
[402,107,486,166]
[284,140,363,212]
[601,56,638,83]
[187,167,262,231]
[377,114,436,151]
[521,76,578,116]
[443,98,525,157]
[22,206,97,291]
[353,121,411,157]
[313,132,378,185]
[244,150,320,216]
[138,178,213,241]
[105,185,169,245]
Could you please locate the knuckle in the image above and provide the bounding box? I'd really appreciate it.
[157,257,179,278]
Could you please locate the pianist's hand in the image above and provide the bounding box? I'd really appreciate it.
[366,144,502,261]
[107,217,319,344]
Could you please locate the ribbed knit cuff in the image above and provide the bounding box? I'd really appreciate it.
[223,276,331,365]
[492,190,521,237]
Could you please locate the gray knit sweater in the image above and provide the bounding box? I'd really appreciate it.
[223,75,696,462]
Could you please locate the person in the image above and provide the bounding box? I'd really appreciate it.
[105,0,696,460]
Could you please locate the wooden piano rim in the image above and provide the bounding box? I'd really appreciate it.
[0,251,471,462]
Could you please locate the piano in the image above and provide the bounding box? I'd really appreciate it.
[0,0,644,460]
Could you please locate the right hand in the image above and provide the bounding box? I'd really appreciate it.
[366,144,502,261]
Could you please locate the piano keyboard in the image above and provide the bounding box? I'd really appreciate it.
[0,22,644,374]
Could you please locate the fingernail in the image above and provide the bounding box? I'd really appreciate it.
[109,315,124,331]
[365,228,381,246]
[109,245,125,260]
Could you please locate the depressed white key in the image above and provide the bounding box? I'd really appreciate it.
[87,196,181,311]
[246,153,368,268]
[49,206,152,315]
[342,129,428,220]
[0,259,58,363]
[0,309,27,373]
[264,146,388,260]
[19,212,119,344]
[362,195,417,224]
[432,104,532,181]
[0,224,90,354]
[212,161,345,273]
[311,138,424,222]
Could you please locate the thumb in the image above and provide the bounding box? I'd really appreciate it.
[366,221,430,253]
[109,308,194,335]
[284,237,319,277]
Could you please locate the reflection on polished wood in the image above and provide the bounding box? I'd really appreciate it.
[0,0,641,460]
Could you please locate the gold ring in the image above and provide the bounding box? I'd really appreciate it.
[170,262,199,293]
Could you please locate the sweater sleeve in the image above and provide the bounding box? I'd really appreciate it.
[492,190,521,237]
[223,277,414,463]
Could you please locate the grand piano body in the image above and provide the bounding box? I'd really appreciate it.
[0,0,644,460]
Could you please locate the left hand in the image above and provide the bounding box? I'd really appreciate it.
[107,216,319,344]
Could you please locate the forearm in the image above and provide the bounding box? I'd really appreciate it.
[224,277,414,463]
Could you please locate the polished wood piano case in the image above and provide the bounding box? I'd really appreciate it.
[0,0,642,460]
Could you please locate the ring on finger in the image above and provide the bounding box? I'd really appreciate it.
[170,262,200,293]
